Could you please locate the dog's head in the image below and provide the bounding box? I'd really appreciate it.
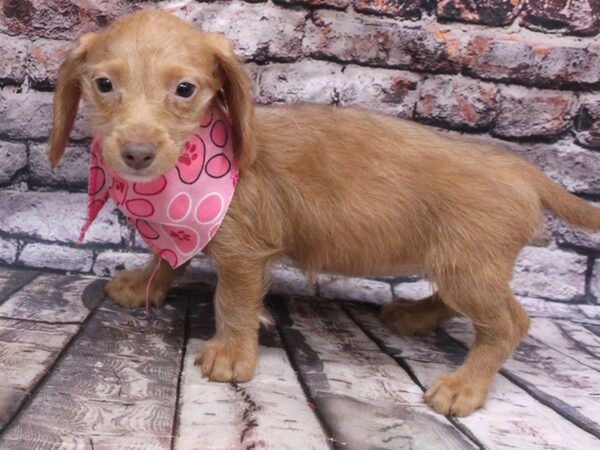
[49,10,255,181]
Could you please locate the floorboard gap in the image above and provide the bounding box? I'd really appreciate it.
[170,295,191,450]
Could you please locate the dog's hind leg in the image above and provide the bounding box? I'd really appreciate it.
[380,292,458,336]
[423,267,530,416]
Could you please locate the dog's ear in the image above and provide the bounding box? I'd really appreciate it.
[208,34,256,171]
[48,33,97,169]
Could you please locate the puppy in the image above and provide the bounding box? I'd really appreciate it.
[48,10,600,416]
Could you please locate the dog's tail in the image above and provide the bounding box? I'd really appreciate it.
[528,166,600,230]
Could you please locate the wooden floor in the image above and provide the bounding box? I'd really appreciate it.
[0,267,599,449]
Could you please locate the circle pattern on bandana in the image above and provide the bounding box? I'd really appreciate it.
[89,167,105,195]
[136,219,159,240]
[133,175,167,196]
[195,193,223,224]
[210,120,228,147]
[160,249,178,268]
[162,224,199,255]
[205,154,231,178]
[167,192,192,222]
[126,199,154,217]
[176,138,206,185]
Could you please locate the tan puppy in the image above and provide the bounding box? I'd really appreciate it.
[48,10,600,416]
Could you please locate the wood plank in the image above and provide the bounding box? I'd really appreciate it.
[442,316,600,439]
[0,274,104,323]
[527,318,600,372]
[0,268,39,304]
[0,276,104,432]
[346,305,600,449]
[273,297,477,450]
[0,294,187,449]
[518,296,600,325]
[173,297,330,450]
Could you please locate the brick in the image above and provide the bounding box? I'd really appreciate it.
[339,66,421,117]
[0,89,90,141]
[0,34,31,86]
[591,259,600,300]
[437,0,522,26]
[0,191,125,245]
[493,87,575,139]
[511,246,587,301]
[392,279,435,300]
[575,95,600,150]
[354,0,431,19]
[553,202,600,251]
[0,238,19,265]
[415,76,498,130]
[27,39,70,89]
[271,263,316,297]
[512,139,600,195]
[463,33,600,89]
[0,141,27,184]
[318,274,392,304]
[303,10,462,72]
[18,242,93,272]
[0,0,137,39]
[522,0,600,36]
[257,61,421,116]
[273,0,350,9]
[93,250,147,277]
[174,1,307,61]
[29,142,88,188]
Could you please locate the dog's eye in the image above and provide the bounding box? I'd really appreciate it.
[175,82,196,98]
[95,78,113,93]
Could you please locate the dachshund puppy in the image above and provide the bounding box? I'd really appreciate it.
[48,10,600,416]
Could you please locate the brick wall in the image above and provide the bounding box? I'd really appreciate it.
[0,0,599,308]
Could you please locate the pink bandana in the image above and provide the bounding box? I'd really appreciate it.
[80,104,238,269]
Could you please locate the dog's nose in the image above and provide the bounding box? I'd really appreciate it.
[121,142,156,170]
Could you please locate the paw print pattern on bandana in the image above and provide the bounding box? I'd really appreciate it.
[81,103,238,269]
[176,138,205,184]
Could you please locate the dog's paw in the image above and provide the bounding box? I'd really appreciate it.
[423,372,487,416]
[195,336,257,382]
[104,268,167,309]
[380,298,440,336]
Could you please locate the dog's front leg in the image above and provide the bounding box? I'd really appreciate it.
[105,255,188,309]
[195,259,267,382]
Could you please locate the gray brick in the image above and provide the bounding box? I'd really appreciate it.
[516,140,600,195]
[304,10,462,72]
[0,141,27,184]
[274,0,349,9]
[257,61,421,116]
[415,76,498,130]
[18,242,93,272]
[511,246,587,301]
[175,1,307,61]
[271,263,316,297]
[553,202,600,250]
[437,0,522,26]
[493,87,576,139]
[318,274,392,304]
[93,250,148,277]
[27,38,70,88]
[0,89,90,141]
[0,191,125,245]
[575,94,600,150]
[0,34,30,85]
[392,279,435,300]
[522,0,599,36]
[0,237,18,264]
[591,259,600,300]
[29,142,89,188]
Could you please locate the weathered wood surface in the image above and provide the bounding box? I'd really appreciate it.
[442,317,600,439]
[0,274,103,323]
[0,275,104,434]
[173,295,330,450]
[273,297,479,449]
[346,305,600,449]
[0,268,598,449]
[0,293,187,449]
[0,268,39,305]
